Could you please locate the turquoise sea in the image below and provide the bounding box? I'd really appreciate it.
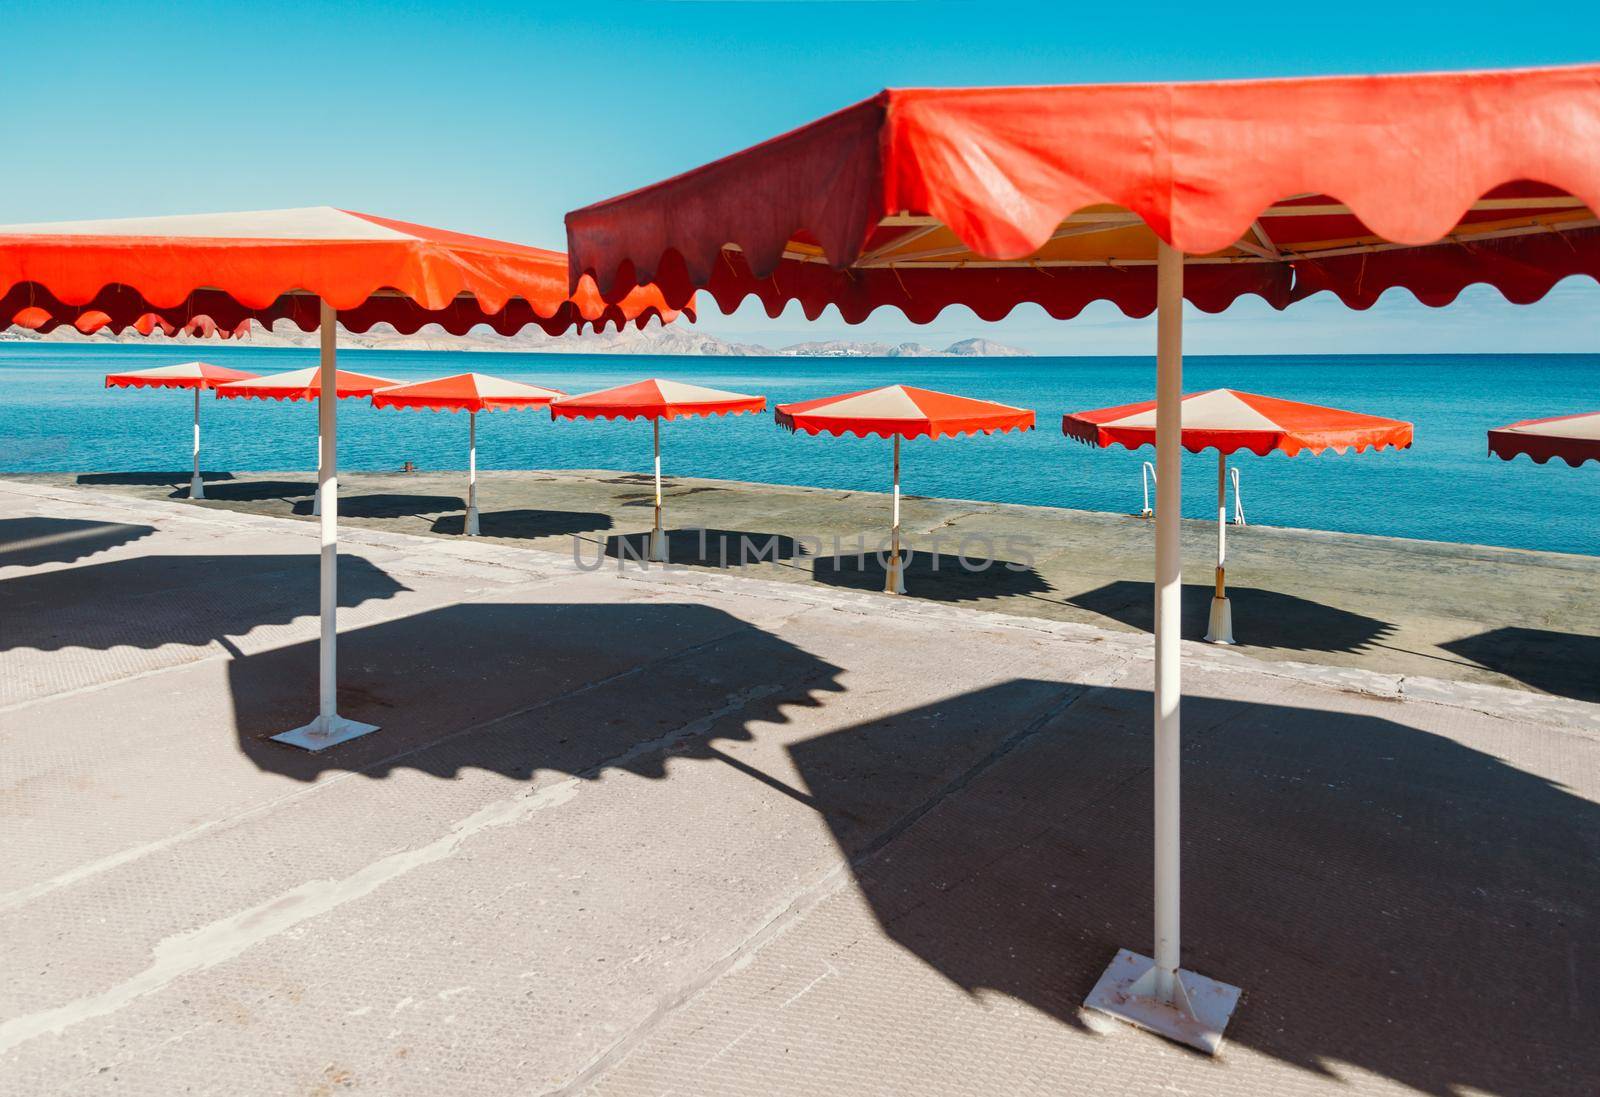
[2,344,1596,556]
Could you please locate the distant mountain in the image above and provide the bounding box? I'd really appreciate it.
[941,337,1028,357]
[0,319,1031,357]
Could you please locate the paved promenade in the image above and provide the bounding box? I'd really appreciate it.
[2,476,1596,1096]
[28,467,1600,704]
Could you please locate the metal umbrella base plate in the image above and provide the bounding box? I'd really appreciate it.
[271,714,381,752]
[1084,949,1241,1055]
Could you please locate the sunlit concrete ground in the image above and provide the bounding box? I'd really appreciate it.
[1,476,1596,1096]
[27,467,1600,705]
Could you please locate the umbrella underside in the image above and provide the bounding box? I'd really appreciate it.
[567,67,1600,322]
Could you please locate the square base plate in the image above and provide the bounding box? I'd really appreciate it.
[1084,948,1241,1055]
[270,714,380,752]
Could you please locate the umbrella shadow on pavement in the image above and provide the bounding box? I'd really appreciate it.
[0,516,156,569]
[602,528,809,567]
[198,478,316,503]
[0,553,407,653]
[223,600,846,784]
[1440,626,1600,703]
[431,509,614,540]
[76,470,239,495]
[1067,580,1395,653]
[813,550,1052,603]
[786,679,1600,1096]
[292,493,462,519]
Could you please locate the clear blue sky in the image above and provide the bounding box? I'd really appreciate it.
[5,1,1597,353]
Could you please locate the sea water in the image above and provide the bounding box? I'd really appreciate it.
[2,344,1596,556]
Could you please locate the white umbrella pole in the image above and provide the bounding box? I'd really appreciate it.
[189,387,205,499]
[1084,239,1240,1054]
[272,300,379,751]
[885,435,904,594]
[311,430,322,516]
[649,418,667,562]
[465,410,480,536]
[1150,240,1185,1005]
[1205,450,1235,644]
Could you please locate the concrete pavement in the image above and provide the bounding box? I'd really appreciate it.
[27,467,1599,705]
[1,477,1596,1096]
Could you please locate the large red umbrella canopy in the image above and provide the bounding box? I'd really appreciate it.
[567,65,1600,322]
[213,367,398,402]
[0,206,687,756]
[561,63,1598,1051]
[104,361,259,390]
[1063,389,1414,456]
[775,385,1034,438]
[369,372,564,413]
[550,379,765,420]
[2,206,686,337]
[1487,411,1600,467]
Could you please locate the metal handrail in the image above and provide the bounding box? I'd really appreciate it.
[1138,461,1244,522]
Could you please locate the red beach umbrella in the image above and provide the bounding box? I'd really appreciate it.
[104,361,260,499]
[1064,389,1412,643]
[1487,411,1600,468]
[370,373,565,535]
[2,206,682,754]
[551,379,765,561]
[1,207,685,337]
[775,386,1034,593]
[564,64,1600,1052]
[214,366,400,517]
[213,366,399,402]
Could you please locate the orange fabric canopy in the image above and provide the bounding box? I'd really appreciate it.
[566,64,1600,323]
[2,207,688,338]
[214,367,398,402]
[1063,389,1414,457]
[105,361,259,390]
[550,379,765,422]
[1487,411,1600,467]
[370,373,565,414]
[776,385,1034,439]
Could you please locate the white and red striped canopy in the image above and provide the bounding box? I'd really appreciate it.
[1488,411,1600,467]
[105,361,259,391]
[370,373,565,414]
[1,206,686,338]
[1063,389,1413,456]
[550,379,765,421]
[775,385,1034,439]
[214,366,398,402]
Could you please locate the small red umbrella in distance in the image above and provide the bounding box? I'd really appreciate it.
[104,361,260,499]
[215,366,400,517]
[1488,410,1600,468]
[370,373,565,535]
[550,379,765,562]
[775,385,1034,594]
[1064,389,1413,643]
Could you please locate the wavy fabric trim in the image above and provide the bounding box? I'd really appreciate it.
[2,282,686,339]
[567,66,1600,323]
